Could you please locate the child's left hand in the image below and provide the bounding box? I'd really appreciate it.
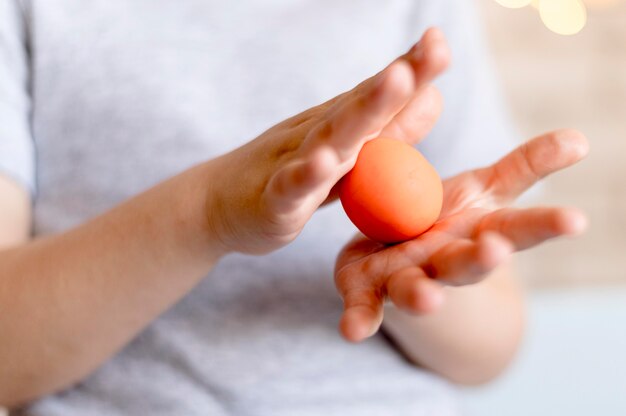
[334,129,589,342]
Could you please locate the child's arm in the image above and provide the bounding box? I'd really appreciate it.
[0,29,450,408]
[382,265,523,385]
[334,129,589,383]
[0,175,30,248]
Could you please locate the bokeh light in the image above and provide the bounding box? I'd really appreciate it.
[495,0,602,35]
[584,0,622,8]
[539,0,587,35]
[496,0,626,35]
[495,0,533,7]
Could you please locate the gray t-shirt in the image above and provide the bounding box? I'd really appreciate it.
[1,1,517,415]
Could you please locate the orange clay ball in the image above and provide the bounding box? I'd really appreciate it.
[339,138,443,244]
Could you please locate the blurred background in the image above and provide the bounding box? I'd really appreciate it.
[462,0,626,414]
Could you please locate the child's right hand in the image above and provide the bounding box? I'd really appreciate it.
[204,28,450,255]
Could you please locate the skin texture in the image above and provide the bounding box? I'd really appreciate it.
[205,28,451,255]
[0,28,451,407]
[382,264,525,385]
[334,129,589,382]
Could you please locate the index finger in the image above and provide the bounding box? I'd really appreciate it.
[485,129,589,202]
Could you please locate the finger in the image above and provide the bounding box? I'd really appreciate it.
[300,27,450,162]
[330,27,450,146]
[334,233,385,275]
[476,207,588,250]
[264,146,337,214]
[400,27,451,87]
[303,59,415,163]
[378,84,443,144]
[486,129,589,202]
[339,286,384,343]
[386,267,445,314]
[424,233,514,286]
[330,26,450,110]
[265,65,434,212]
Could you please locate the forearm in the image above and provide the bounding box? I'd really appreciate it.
[0,175,31,248]
[382,264,525,385]
[0,162,225,407]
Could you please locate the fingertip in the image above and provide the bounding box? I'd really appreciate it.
[418,27,451,71]
[555,207,589,236]
[415,27,446,55]
[423,34,451,72]
[540,129,590,170]
[416,280,445,313]
[339,314,366,343]
[424,26,445,40]
[388,268,444,314]
[404,28,450,84]
[405,278,444,314]
[556,128,590,160]
[476,232,514,271]
[340,307,380,343]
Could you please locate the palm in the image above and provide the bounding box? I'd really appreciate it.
[334,130,589,341]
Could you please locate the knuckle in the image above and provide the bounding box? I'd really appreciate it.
[343,286,377,309]
[314,119,334,141]
[360,256,379,276]
[352,92,370,112]
[520,142,542,180]
[271,139,300,162]
[268,169,288,197]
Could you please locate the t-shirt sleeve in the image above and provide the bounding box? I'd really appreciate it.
[413,0,520,179]
[0,0,35,194]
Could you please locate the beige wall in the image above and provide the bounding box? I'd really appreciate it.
[479,1,626,288]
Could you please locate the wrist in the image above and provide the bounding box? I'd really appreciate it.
[170,161,232,264]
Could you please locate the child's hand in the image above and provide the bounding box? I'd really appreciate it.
[334,129,589,342]
[204,28,450,254]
